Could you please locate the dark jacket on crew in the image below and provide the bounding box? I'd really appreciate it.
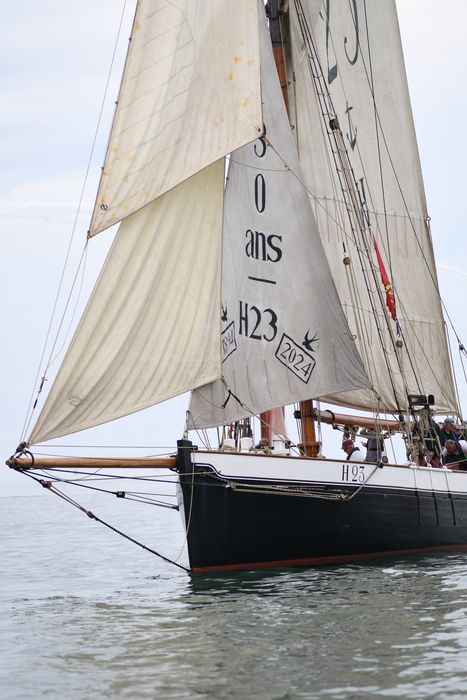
[442,445,467,470]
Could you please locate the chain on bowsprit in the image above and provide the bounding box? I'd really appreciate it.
[8,459,190,574]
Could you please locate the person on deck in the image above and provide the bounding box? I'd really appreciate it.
[442,439,467,470]
[438,417,460,447]
[359,428,387,463]
[342,439,364,462]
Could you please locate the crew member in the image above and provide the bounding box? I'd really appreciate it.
[342,439,364,462]
[442,439,467,470]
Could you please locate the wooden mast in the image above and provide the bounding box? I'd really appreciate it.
[259,0,289,447]
[265,0,319,457]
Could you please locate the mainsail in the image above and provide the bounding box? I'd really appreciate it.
[188,6,368,429]
[288,0,457,413]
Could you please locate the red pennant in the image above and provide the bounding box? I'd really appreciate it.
[373,236,397,322]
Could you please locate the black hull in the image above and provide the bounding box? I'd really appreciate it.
[177,443,467,573]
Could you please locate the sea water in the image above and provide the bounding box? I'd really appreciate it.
[2,489,467,699]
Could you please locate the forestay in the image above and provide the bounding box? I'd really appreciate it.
[289,0,457,413]
[188,9,368,429]
[90,0,262,235]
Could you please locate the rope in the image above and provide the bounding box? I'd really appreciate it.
[342,0,465,354]
[292,0,462,414]
[189,382,302,455]
[206,461,382,503]
[19,471,189,573]
[20,0,131,444]
[288,3,405,411]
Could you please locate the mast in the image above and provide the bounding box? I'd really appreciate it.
[265,0,319,457]
[258,0,288,447]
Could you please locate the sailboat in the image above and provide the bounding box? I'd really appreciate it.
[8,0,467,573]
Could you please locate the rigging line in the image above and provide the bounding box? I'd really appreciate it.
[27,474,139,499]
[291,46,361,254]
[48,243,89,368]
[33,444,178,450]
[32,472,179,509]
[87,0,137,232]
[193,388,304,452]
[389,307,455,410]
[224,460,381,501]
[459,346,467,388]
[324,5,384,236]
[192,428,210,450]
[28,468,181,484]
[172,450,196,565]
[120,490,176,498]
[295,6,396,320]
[228,157,288,173]
[266,127,402,406]
[296,58,382,388]
[289,3,355,253]
[360,0,392,279]
[320,0,462,403]
[342,260,389,407]
[30,470,179,495]
[340,0,464,348]
[447,326,463,418]
[20,241,89,443]
[363,222,459,406]
[28,469,177,498]
[325,9,404,335]
[268,140,397,403]
[23,473,190,572]
[20,0,131,444]
[119,495,177,509]
[27,452,174,463]
[348,222,453,403]
[21,465,216,484]
[262,136,357,250]
[425,214,465,349]
[38,464,104,482]
[313,16,393,285]
[190,389,302,455]
[292,1,404,409]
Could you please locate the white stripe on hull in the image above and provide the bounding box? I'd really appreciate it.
[192,451,467,495]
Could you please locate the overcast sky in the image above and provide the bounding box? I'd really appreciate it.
[1,1,467,496]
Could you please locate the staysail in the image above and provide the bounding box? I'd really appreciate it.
[90,0,262,235]
[188,7,368,429]
[29,163,224,444]
[29,1,265,444]
[288,0,457,413]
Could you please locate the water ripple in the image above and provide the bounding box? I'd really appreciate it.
[2,495,467,698]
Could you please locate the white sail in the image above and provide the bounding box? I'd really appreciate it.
[188,9,368,429]
[29,162,224,444]
[90,0,262,235]
[289,0,457,413]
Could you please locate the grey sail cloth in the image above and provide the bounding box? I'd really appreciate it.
[288,0,457,413]
[188,6,368,429]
